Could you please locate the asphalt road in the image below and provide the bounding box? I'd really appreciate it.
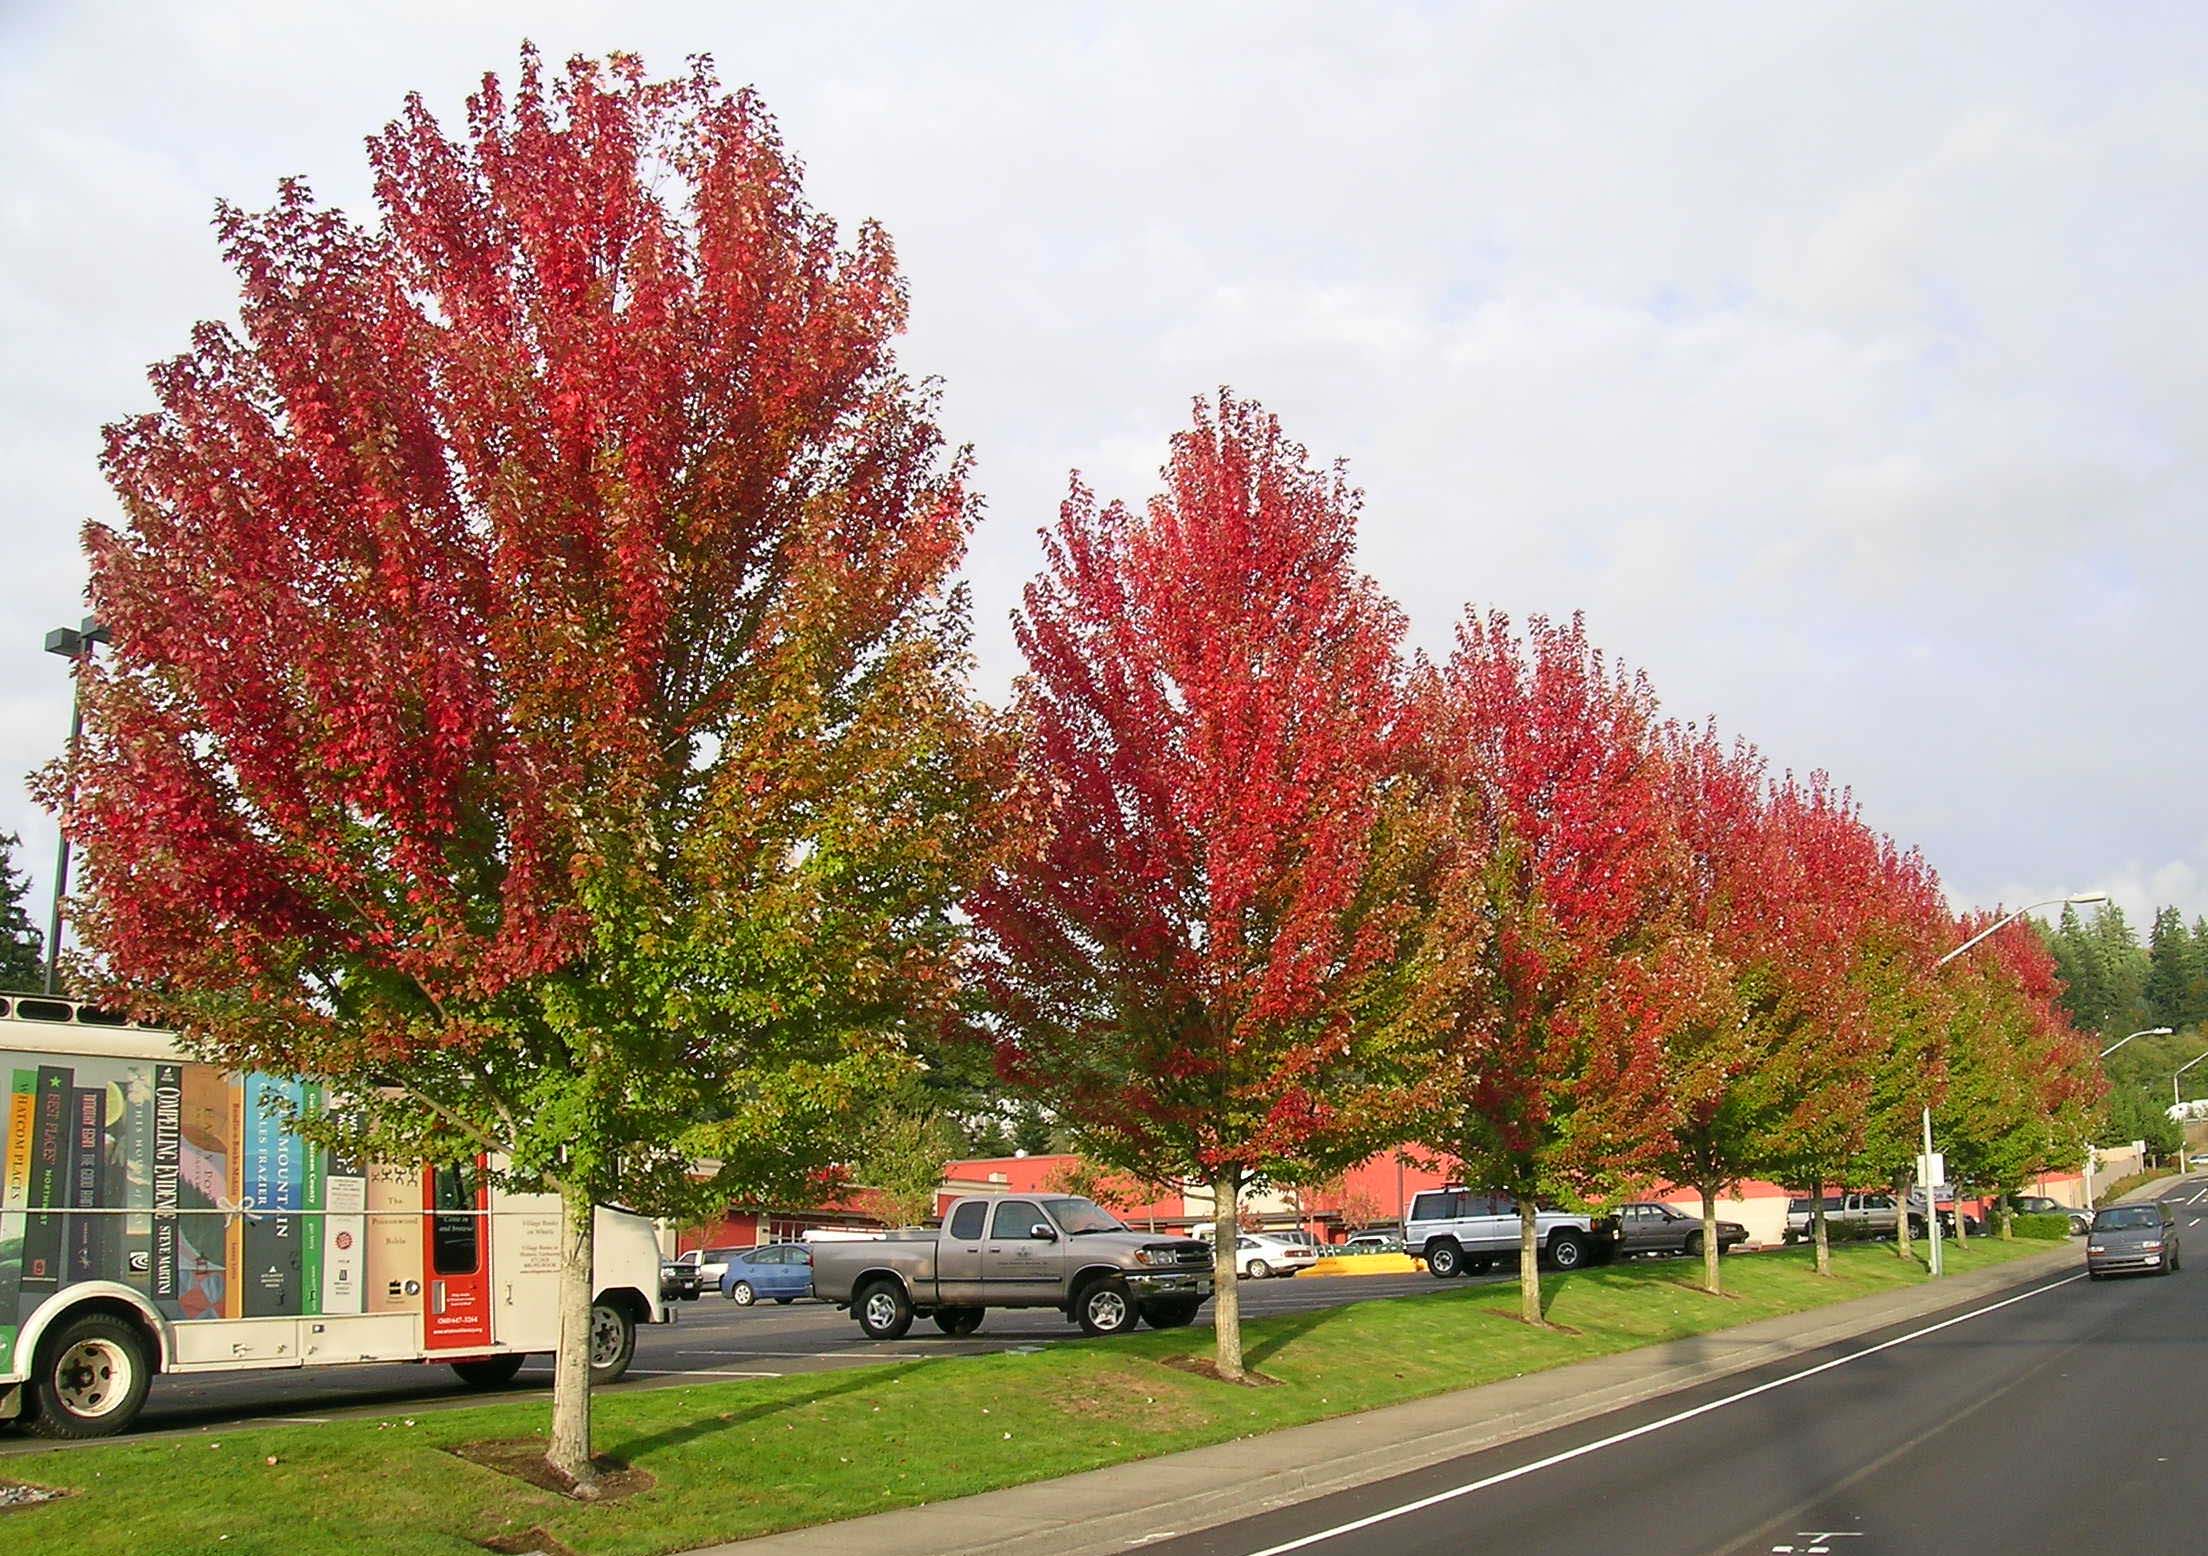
[1147,1179,2208,1556]
[1,1263,1466,1449]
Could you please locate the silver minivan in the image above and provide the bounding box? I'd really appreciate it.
[2086,1201,2179,1279]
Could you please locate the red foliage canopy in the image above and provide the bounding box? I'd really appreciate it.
[973,393,1461,1186]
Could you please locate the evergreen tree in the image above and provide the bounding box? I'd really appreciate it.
[2145,906,2196,1030]
[2188,918,2208,1029]
[2090,903,2150,1034]
[0,834,44,993]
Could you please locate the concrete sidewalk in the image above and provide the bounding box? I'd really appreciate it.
[700,1240,2081,1556]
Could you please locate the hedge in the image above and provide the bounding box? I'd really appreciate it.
[2008,1212,2073,1241]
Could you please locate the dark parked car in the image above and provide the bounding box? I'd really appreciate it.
[2087,1202,2179,1279]
[721,1242,817,1305]
[2005,1194,2089,1236]
[660,1259,702,1302]
[1613,1201,1749,1259]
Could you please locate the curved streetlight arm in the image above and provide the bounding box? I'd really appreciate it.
[1937,893,2106,969]
[2101,1026,2175,1060]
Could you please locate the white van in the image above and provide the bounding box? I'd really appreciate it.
[0,995,665,1438]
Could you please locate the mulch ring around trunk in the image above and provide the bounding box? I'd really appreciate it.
[0,1478,70,1511]
[1160,1354,1283,1386]
[449,1437,656,1501]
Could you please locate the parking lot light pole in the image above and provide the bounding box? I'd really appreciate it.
[1927,891,2109,1277]
[40,615,109,996]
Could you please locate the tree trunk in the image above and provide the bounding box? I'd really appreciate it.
[547,1183,600,1497]
[1210,1172,1244,1382]
[1698,1183,1722,1296]
[1999,1196,2014,1241]
[1893,1169,1915,1262]
[1953,1190,1970,1247]
[1519,1200,1542,1326]
[1812,1195,1831,1276]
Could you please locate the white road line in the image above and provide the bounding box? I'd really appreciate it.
[1236,1272,2087,1556]
[628,1368,785,1378]
[2188,1185,2208,1205]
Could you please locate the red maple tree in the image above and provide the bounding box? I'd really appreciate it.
[48,50,999,1487]
[1419,612,1701,1323]
[972,393,1472,1378]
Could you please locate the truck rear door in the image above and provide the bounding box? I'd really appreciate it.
[938,1200,989,1303]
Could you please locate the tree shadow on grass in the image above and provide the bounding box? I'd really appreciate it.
[1240,1303,1346,1371]
[607,1361,934,1461]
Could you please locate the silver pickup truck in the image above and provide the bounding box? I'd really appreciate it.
[809,1193,1213,1340]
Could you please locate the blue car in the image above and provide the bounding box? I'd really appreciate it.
[720,1242,815,1306]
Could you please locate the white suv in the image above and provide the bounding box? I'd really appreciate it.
[1404,1188,1610,1277]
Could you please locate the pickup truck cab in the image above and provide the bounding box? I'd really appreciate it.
[1405,1188,1615,1278]
[809,1195,1212,1340]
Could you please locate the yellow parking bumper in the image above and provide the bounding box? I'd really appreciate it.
[1300,1252,1427,1276]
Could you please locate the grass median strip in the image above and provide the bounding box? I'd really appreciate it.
[1,1240,2049,1556]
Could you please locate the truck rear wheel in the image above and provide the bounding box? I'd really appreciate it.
[22,1313,152,1439]
[856,1279,915,1341]
[451,1353,528,1388]
[932,1306,985,1337]
[1547,1230,1590,1270]
[588,1299,637,1385]
[1425,1240,1463,1279]
[1075,1276,1140,1336]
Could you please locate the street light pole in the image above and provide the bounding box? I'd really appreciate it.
[2174,1050,2208,1109]
[40,616,109,997]
[1926,891,2109,1277]
[2102,1027,2176,1060]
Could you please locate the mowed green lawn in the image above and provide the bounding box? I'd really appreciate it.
[0,1239,2050,1556]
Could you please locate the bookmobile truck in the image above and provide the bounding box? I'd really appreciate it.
[0,994,667,1438]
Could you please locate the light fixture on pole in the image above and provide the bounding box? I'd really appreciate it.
[2101,1026,2174,1059]
[40,615,109,997]
[1925,891,2108,1277]
[2174,1050,2208,1109]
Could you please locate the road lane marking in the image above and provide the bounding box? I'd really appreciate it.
[628,1369,785,1378]
[1236,1272,2087,1556]
[2188,1186,2208,1205]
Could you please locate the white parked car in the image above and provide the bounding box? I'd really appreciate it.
[676,1245,751,1287]
[1233,1233,1319,1279]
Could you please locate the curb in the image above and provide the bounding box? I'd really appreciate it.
[697,1243,2078,1556]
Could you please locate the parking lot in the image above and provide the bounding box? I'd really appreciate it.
[0,1265,1465,1450]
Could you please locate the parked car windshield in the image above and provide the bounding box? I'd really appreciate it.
[2093,1206,2159,1230]
[1041,1196,1126,1235]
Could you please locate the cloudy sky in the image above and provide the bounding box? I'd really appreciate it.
[3,2,2203,944]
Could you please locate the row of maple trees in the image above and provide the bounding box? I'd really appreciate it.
[976,394,2100,1359]
[44,51,2097,1483]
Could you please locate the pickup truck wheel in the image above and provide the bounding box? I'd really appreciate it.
[728,1280,757,1306]
[932,1306,985,1337]
[1141,1298,1201,1329]
[21,1314,152,1439]
[588,1300,638,1385]
[1547,1230,1590,1271]
[1076,1277,1140,1337]
[451,1354,528,1388]
[856,1279,915,1341]
[1425,1241,1462,1279]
